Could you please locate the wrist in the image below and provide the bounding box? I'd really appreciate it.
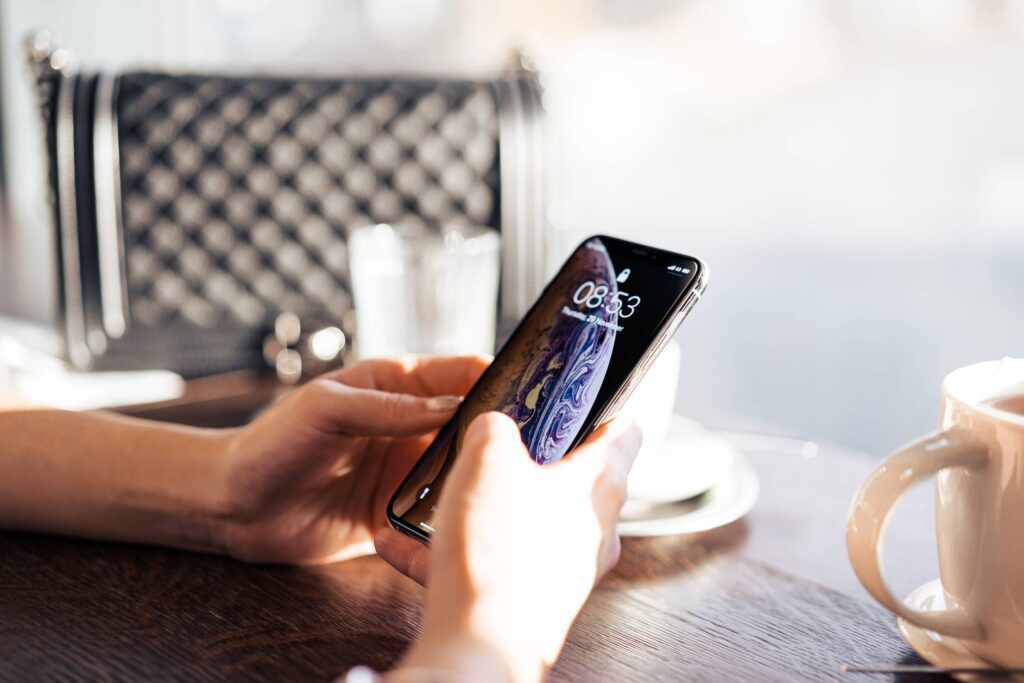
[101,414,241,556]
[184,428,239,557]
[397,634,523,683]
[195,427,246,556]
[403,605,549,683]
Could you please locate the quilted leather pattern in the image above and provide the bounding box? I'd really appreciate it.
[115,74,501,330]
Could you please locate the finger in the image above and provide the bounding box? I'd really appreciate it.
[324,355,491,398]
[426,412,528,526]
[376,415,522,587]
[557,418,643,524]
[597,533,622,578]
[560,417,643,479]
[428,412,527,527]
[302,379,460,438]
[375,527,431,586]
[457,411,527,473]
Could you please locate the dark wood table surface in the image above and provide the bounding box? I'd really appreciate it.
[0,378,941,682]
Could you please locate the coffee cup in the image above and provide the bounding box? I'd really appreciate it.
[847,359,1024,667]
[620,339,681,500]
[628,339,680,456]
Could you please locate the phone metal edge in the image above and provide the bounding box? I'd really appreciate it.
[588,259,708,432]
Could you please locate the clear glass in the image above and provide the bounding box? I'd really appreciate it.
[348,223,500,359]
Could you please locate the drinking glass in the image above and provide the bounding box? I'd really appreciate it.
[348,223,500,359]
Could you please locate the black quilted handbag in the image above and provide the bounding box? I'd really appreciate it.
[27,36,547,377]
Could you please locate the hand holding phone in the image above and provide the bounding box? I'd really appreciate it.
[378,411,643,681]
[388,235,708,542]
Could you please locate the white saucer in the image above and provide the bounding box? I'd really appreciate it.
[898,580,1020,681]
[626,419,738,504]
[617,451,759,537]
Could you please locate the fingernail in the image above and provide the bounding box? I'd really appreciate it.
[426,395,462,412]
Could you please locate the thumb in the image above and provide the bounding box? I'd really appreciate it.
[301,378,461,437]
[375,527,431,585]
[455,411,528,473]
[558,417,643,488]
[556,418,642,529]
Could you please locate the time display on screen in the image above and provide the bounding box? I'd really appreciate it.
[572,281,641,318]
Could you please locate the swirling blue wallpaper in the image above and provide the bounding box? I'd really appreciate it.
[495,240,619,464]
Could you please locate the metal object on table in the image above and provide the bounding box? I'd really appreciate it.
[262,312,348,384]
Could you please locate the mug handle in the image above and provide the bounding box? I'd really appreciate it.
[846,430,988,640]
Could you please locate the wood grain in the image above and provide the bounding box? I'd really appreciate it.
[0,520,925,682]
[0,387,937,681]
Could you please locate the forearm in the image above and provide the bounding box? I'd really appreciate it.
[391,601,551,683]
[0,407,231,553]
[392,636,518,683]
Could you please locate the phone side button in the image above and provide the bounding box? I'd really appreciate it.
[603,389,629,422]
[679,293,699,318]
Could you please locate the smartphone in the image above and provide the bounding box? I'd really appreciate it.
[387,235,708,543]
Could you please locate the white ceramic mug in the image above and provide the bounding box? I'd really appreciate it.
[847,360,1024,667]
[622,339,680,501]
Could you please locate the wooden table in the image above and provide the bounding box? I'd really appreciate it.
[0,385,939,681]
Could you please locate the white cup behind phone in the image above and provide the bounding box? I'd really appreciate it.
[625,339,680,458]
[620,340,736,506]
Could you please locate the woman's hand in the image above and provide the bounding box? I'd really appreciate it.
[375,412,642,682]
[211,355,489,564]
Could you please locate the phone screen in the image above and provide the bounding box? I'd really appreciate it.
[388,235,704,539]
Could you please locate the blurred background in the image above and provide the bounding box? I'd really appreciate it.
[2,0,1023,455]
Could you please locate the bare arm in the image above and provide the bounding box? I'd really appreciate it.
[0,407,229,552]
[0,356,483,563]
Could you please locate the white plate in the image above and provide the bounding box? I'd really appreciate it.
[626,419,738,504]
[898,580,1022,682]
[618,451,759,537]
